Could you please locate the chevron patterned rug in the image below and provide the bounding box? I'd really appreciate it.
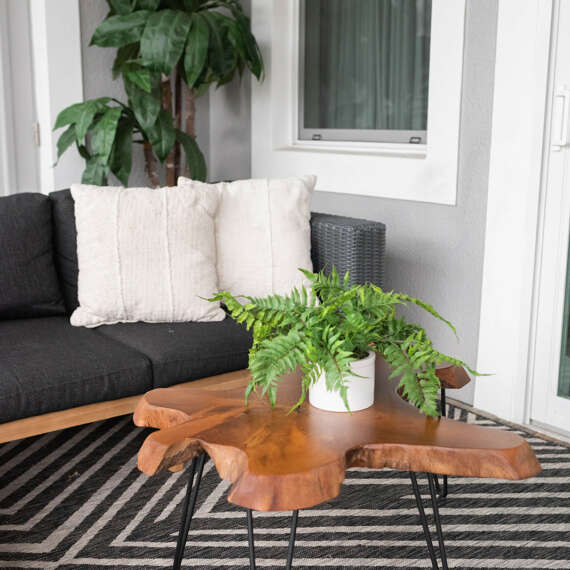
[0,400,568,569]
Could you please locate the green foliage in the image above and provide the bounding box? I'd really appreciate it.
[96,0,263,105]
[53,99,135,185]
[211,268,480,417]
[175,129,207,181]
[54,0,263,186]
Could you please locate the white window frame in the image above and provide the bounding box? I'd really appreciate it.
[251,0,466,205]
[297,0,429,146]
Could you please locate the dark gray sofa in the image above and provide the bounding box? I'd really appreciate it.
[0,190,385,430]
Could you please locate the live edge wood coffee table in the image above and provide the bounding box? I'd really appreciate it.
[134,358,540,570]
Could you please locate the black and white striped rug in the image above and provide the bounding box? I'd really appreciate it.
[0,401,568,569]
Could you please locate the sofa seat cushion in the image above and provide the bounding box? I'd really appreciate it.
[0,193,65,319]
[0,317,152,423]
[97,317,252,389]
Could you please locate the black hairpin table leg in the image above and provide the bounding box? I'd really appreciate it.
[286,510,299,569]
[410,472,449,570]
[427,473,449,569]
[440,389,449,498]
[434,389,449,500]
[173,453,207,570]
[409,472,438,569]
[247,509,256,570]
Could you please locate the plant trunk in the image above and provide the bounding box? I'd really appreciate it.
[174,70,182,181]
[143,141,160,188]
[162,76,176,187]
[183,84,196,178]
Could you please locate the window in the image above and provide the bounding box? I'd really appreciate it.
[299,0,432,144]
[251,1,466,204]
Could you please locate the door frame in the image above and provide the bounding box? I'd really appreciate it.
[473,0,553,424]
[0,1,17,195]
[30,0,84,194]
[526,0,570,436]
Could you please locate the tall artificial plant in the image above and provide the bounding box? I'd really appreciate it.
[54,0,263,187]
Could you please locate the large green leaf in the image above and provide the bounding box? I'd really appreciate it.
[91,10,151,48]
[140,9,192,75]
[175,129,206,181]
[76,143,91,161]
[184,13,209,88]
[227,7,263,79]
[53,97,111,131]
[109,119,133,186]
[225,17,246,63]
[201,12,235,82]
[74,99,114,141]
[146,109,175,162]
[54,102,86,130]
[135,0,160,9]
[56,124,77,162]
[121,61,152,92]
[124,75,161,130]
[183,0,204,10]
[108,0,134,15]
[112,43,139,79]
[90,107,123,162]
[82,157,109,186]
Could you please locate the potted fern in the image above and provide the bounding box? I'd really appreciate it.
[211,268,477,417]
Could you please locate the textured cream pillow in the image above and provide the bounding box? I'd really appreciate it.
[178,175,316,298]
[70,184,225,327]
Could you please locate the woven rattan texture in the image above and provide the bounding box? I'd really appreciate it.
[310,213,386,288]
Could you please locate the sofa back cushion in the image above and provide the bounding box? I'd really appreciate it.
[50,189,80,312]
[0,193,65,319]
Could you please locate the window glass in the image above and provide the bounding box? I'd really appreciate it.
[301,0,432,144]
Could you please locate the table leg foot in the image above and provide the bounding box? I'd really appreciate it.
[172,453,207,570]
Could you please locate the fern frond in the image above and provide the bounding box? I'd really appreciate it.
[395,292,457,337]
[209,267,481,417]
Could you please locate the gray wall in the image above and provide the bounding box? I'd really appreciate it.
[79,0,496,405]
[311,0,498,404]
[79,0,251,186]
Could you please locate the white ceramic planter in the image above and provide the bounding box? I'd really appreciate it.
[309,351,376,412]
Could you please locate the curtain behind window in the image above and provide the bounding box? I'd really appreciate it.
[303,0,431,132]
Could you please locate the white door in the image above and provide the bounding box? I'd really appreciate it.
[530,0,570,436]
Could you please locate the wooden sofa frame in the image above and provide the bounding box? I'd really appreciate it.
[0,379,208,444]
[0,365,470,444]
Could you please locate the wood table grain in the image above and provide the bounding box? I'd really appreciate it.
[134,356,540,512]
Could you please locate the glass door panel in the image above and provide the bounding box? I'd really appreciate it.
[558,244,570,400]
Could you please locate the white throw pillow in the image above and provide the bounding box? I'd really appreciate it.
[70,184,225,327]
[178,176,316,298]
